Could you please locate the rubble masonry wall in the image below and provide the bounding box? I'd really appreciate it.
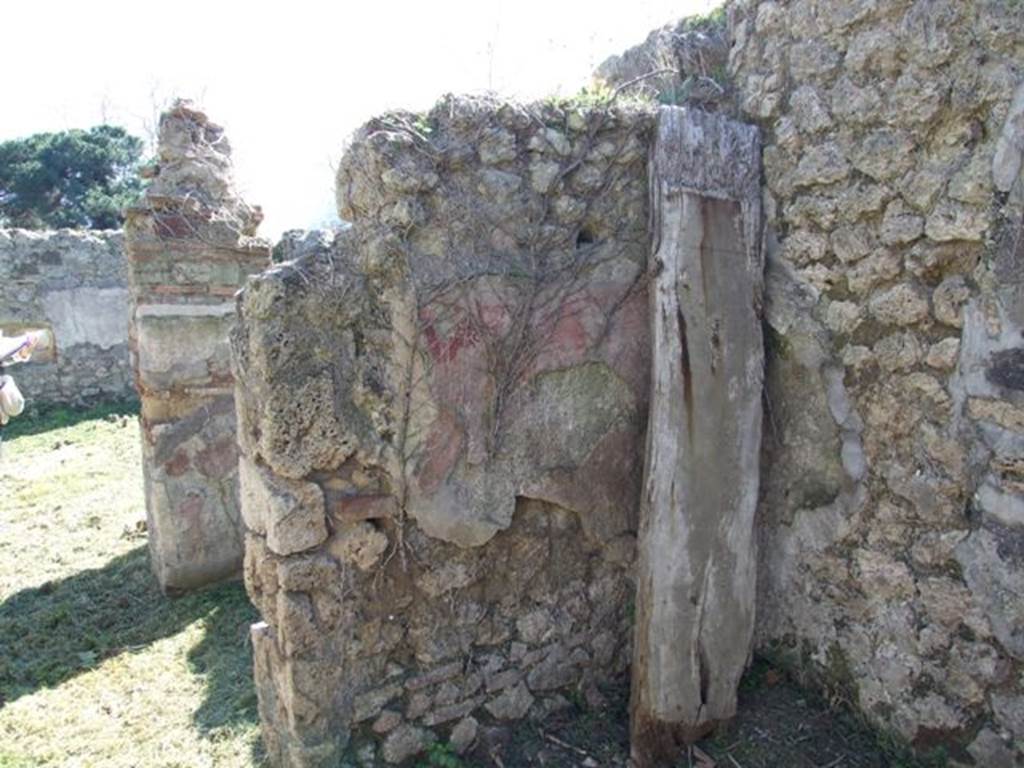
[234,0,1024,763]
[723,1,1024,763]
[0,228,132,406]
[234,97,655,765]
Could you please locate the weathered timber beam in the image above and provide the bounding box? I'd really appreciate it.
[630,106,763,767]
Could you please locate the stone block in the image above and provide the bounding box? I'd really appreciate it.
[382,724,428,764]
[135,312,234,392]
[239,457,327,557]
[449,716,478,755]
[485,682,534,720]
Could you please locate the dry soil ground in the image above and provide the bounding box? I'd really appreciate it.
[0,405,939,768]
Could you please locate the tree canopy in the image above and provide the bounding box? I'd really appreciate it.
[0,125,144,230]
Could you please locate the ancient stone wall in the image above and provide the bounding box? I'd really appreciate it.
[0,228,132,406]
[719,2,1023,764]
[233,1,1024,764]
[125,102,270,594]
[233,96,653,765]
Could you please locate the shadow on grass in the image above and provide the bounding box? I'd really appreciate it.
[1,398,140,440]
[186,582,264,735]
[0,544,262,746]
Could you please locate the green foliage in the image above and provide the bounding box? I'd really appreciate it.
[416,741,466,768]
[678,4,727,34]
[566,685,588,712]
[412,114,435,137]
[543,81,654,112]
[551,82,619,108]
[738,657,777,692]
[0,125,145,230]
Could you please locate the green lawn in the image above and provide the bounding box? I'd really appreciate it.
[0,404,263,768]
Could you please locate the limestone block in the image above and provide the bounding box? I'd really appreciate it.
[790,86,833,133]
[967,729,1018,768]
[793,142,849,188]
[485,682,534,720]
[135,312,234,392]
[849,130,915,182]
[976,479,1024,528]
[926,201,989,242]
[781,229,828,265]
[477,128,517,165]
[844,26,900,76]
[830,77,883,127]
[846,250,901,295]
[328,522,389,571]
[868,283,930,326]
[527,128,571,157]
[372,710,402,734]
[991,692,1024,740]
[382,724,428,764]
[353,683,403,723]
[932,276,971,328]
[879,200,924,246]
[830,223,874,264]
[449,716,478,754]
[825,300,863,335]
[239,456,327,557]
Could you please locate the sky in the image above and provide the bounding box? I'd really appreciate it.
[3,0,719,239]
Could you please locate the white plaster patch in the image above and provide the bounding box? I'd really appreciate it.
[40,287,129,350]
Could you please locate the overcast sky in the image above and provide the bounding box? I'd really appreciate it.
[3,0,718,238]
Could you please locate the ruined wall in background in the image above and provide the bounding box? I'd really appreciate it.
[125,102,270,594]
[233,96,653,766]
[731,2,1022,764]
[0,229,132,406]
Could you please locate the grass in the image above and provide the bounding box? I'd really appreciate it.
[0,404,263,768]
[678,3,726,34]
